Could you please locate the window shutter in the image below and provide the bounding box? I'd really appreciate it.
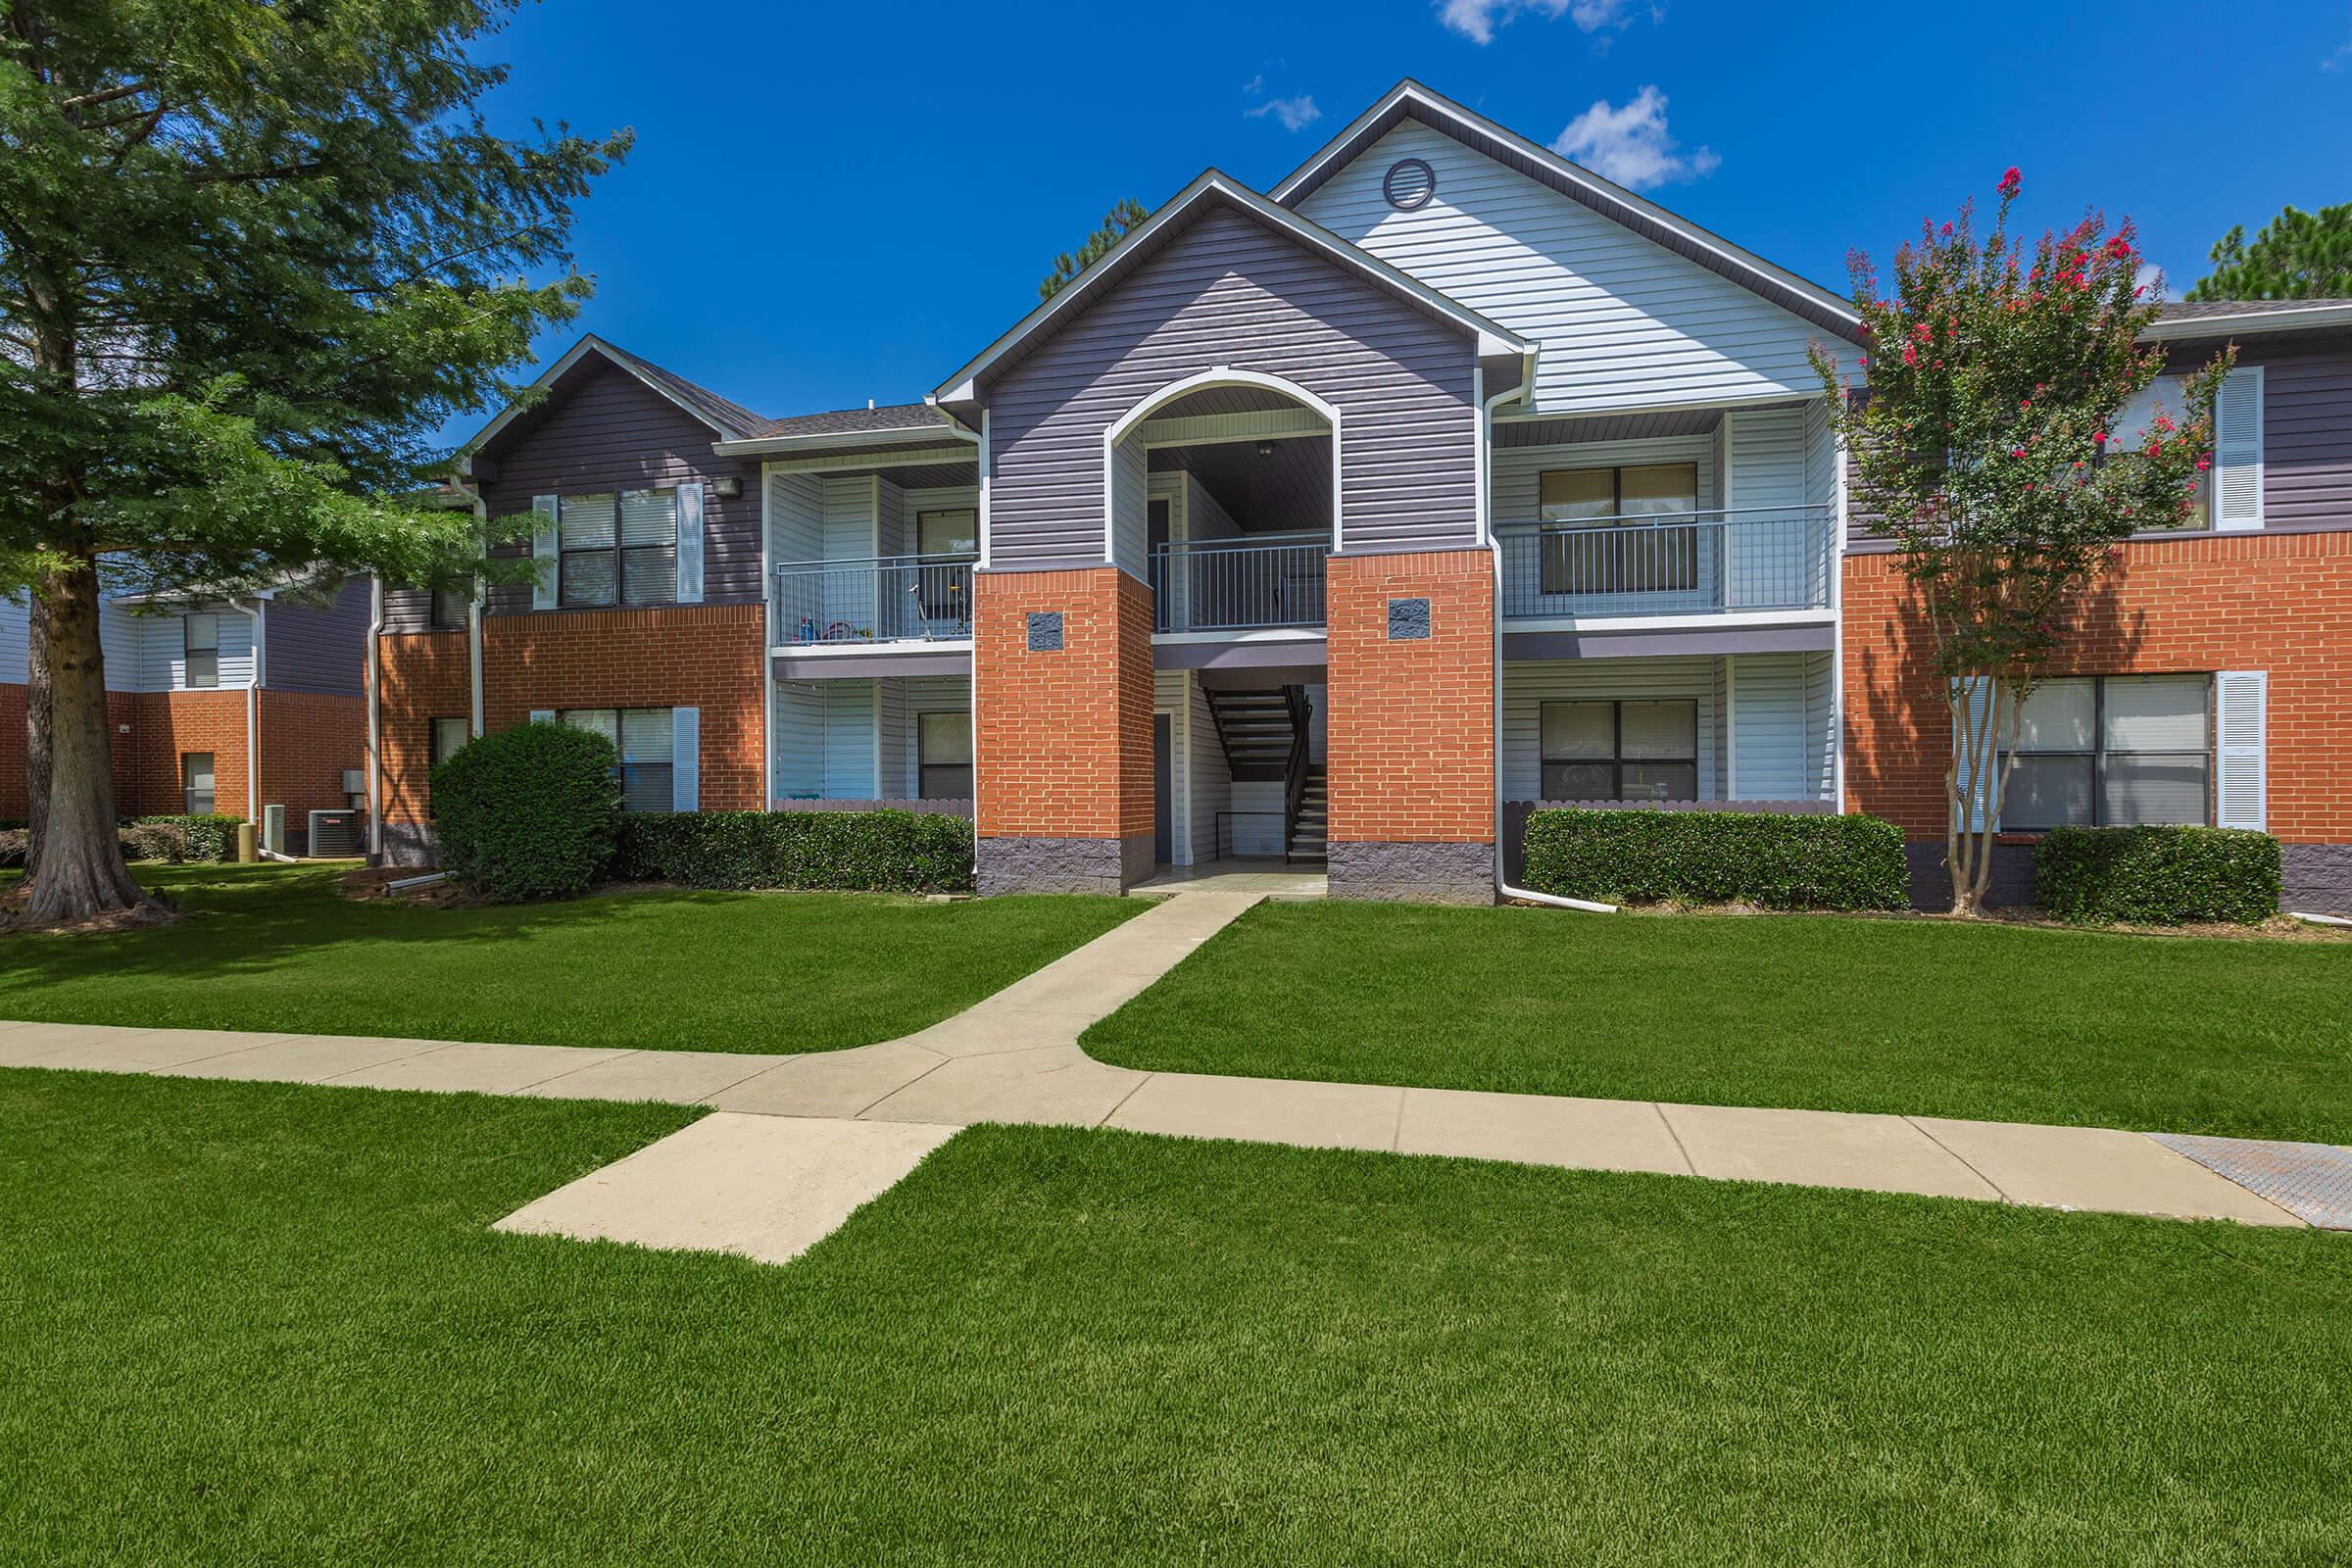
[532,496,560,609]
[528,709,556,725]
[670,707,700,811]
[2215,670,2266,830]
[2213,367,2263,532]
[1951,676,2005,832]
[675,484,705,604]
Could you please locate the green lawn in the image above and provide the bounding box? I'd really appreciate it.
[1083,902,2352,1144]
[0,862,1138,1054]
[5,1070,2347,1565]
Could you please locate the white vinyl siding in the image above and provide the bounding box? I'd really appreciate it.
[0,600,24,683]
[822,680,875,799]
[134,605,255,691]
[1502,657,1719,801]
[875,678,907,799]
[1108,431,1151,577]
[1728,651,1810,800]
[1505,653,1833,804]
[1298,120,1831,414]
[1188,674,1233,865]
[770,681,827,801]
[767,468,825,562]
[900,676,973,798]
[1803,649,1838,802]
[770,675,971,803]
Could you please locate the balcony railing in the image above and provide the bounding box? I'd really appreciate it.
[1496,507,1835,621]
[773,555,975,646]
[1151,532,1328,633]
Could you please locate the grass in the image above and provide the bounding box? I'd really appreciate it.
[5,1069,2348,1565]
[1083,901,2352,1143]
[0,862,1139,1054]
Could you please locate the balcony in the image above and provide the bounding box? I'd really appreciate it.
[773,555,974,647]
[1496,507,1836,623]
[1151,532,1328,633]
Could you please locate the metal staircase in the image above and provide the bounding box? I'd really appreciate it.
[1203,685,1324,864]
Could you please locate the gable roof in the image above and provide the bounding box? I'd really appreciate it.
[462,334,775,468]
[930,170,1536,423]
[1271,79,1862,343]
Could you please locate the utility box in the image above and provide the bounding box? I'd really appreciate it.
[307,809,362,859]
[340,768,366,797]
[262,804,286,856]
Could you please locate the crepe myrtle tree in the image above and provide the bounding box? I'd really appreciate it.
[0,0,628,926]
[1810,169,2233,917]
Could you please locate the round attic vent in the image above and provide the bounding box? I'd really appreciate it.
[1383,157,1436,211]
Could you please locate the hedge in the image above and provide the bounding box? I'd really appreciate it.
[432,721,619,902]
[613,810,974,894]
[131,813,244,862]
[2034,825,2280,925]
[1522,808,1909,911]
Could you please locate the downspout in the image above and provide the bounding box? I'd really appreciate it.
[468,492,488,738]
[1477,368,1615,913]
[245,596,266,824]
[366,576,384,858]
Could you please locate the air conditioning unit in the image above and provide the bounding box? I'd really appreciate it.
[261,804,286,856]
[307,808,362,858]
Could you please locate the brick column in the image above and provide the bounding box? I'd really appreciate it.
[972,565,1154,895]
[1324,549,1496,903]
[376,630,471,866]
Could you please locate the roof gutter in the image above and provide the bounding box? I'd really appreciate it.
[2142,303,2352,340]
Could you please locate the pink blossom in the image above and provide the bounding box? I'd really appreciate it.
[1999,167,2022,198]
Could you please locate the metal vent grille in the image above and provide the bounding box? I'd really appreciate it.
[1384,158,1436,211]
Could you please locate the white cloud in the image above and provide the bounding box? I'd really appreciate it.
[1245,94,1322,132]
[1438,0,1660,45]
[1243,74,1265,94]
[2134,262,2174,302]
[1550,86,1719,189]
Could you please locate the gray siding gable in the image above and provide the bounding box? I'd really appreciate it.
[265,577,370,695]
[471,361,763,614]
[984,205,1481,564]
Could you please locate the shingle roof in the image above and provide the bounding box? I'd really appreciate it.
[593,339,778,441]
[755,402,954,438]
[2158,298,2352,320]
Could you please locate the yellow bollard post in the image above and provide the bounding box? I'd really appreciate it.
[237,821,259,863]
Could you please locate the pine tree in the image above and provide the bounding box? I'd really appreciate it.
[1039,199,1149,301]
[2189,204,2352,300]
[1,1,627,926]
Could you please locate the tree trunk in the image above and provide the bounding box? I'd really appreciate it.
[24,589,51,877]
[21,554,165,925]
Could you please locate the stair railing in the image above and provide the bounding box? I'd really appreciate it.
[1282,685,1312,863]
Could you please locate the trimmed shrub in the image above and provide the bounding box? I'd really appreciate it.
[614,809,974,894]
[2034,825,2280,925]
[1522,808,1908,911]
[432,721,619,902]
[122,820,192,862]
[0,827,26,869]
[131,813,243,861]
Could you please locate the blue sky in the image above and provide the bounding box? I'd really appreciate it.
[437,0,2352,447]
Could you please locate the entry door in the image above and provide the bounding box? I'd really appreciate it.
[1152,712,1174,864]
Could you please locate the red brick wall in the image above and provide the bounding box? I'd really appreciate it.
[376,604,767,841]
[1,686,147,819]
[0,683,22,819]
[376,629,471,839]
[1325,550,1495,844]
[481,603,765,809]
[126,690,250,818]
[1842,530,2352,842]
[972,566,1153,841]
[257,689,368,827]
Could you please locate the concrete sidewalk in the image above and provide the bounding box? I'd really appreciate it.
[0,888,2318,1229]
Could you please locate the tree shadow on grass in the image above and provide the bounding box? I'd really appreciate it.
[0,862,720,998]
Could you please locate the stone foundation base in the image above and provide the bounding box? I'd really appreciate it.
[1328,841,1496,905]
[978,834,1154,897]
[377,819,436,869]
[2283,844,2352,914]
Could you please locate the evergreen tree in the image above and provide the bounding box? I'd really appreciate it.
[2189,203,2352,300]
[1039,198,1149,301]
[1,0,627,925]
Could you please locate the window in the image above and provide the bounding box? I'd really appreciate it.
[1540,700,1698,802]
[917,509,977,559]
[557,707,673,810]
[2006,675,2212,829]
[918,710,973,799]
[183,612,220,688]
[430,717,470,767]
[1538,464,1701,594]
[181,753,216,815]
[559,490,678,608]
[2103,375,2212,532]
[430,585,471,630]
